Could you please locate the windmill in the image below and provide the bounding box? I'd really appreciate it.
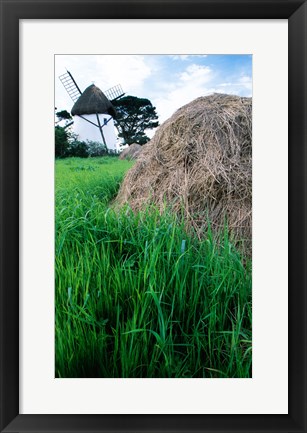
[59,70,125,152]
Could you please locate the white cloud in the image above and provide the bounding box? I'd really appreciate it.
[152,64,213,122]
[55,55,153,111]
[179,64,211,83]
[169,54,207,61]
[95,55,152,95]
[169,55,190,61]
[215,75,252,96]
[238,75,252,90]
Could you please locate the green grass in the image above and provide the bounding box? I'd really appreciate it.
[55,156,252,378]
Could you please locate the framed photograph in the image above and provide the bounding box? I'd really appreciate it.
[1,0,306,432]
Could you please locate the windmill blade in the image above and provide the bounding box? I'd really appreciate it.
[104,84,125,102]
[63,120,74,129]
[59,70,82,102]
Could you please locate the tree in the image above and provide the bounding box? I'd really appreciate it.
[55,109,72,122]
[113,96,159,145]
[55,125,70,157]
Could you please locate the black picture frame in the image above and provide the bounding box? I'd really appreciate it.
[1,1,306,432]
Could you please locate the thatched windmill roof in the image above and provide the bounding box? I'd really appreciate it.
[71,84,117,118]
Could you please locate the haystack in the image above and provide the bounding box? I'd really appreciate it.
[119,143,143,160]
[116,93,252,252]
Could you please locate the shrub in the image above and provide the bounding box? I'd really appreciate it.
[86,140,108,157]
[66,139,89,158]
[55,129,119,158]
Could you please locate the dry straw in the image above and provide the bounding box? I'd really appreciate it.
[71,84,116,118]
[118,143,143,160]
[116,93,252,254]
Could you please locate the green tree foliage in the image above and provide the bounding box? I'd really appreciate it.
[113,95,159,145]
[55,126,70,158]
[56,109,72,122]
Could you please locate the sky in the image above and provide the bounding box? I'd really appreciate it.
[55,54,252,132]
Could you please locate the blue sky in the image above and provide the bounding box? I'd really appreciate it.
[55,54,252,126]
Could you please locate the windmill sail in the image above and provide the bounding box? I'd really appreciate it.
[104,84,125,102]
[59,70,82,102]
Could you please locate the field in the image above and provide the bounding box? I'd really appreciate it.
[55,156,252,378]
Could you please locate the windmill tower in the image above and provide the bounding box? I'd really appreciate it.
[59,70,124,152]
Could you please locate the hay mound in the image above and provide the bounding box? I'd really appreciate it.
[116,93,252,252]
[119,143,142,160]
